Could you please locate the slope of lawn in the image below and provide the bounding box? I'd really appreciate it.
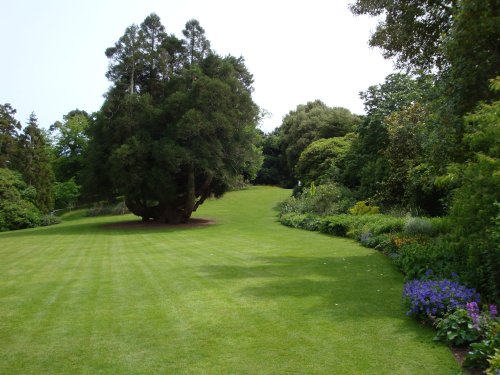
[0,186,460,374]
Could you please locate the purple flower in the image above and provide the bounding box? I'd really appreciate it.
[490,304,497,319]
[403,279,480,319]
[467,301,480,329]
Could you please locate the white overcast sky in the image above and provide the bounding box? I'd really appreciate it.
[0,0,394,132]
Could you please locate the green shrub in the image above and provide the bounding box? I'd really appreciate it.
[280,183,355,217]
[428,217,452,235]
[434,308,480,346]
[465,335,500,370]
[404,217,437,237]
[448,153,500,302]
[486,348,500,374]
[39,214,62,227]
[369,215,405,235]
[54,178,80,209]
[86,201,130,217]
[319,215,352,236]
[349,201,380,215]
[396,241,457,281]
[0,169,42,231]
[280,213,321,231]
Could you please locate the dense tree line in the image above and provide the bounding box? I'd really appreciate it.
[262,0,498,300]
[0,104,89,230]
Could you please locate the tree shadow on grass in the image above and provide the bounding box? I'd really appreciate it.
[200,255,412,320]
[199,254,438,342]
[0,218,218,238]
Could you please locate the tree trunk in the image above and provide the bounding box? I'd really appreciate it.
[124,168,213,224]
[181,163,196,222]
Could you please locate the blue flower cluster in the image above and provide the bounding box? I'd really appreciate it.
[403,279,480,318]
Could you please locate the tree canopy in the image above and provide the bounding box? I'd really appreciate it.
[279,101,361,183]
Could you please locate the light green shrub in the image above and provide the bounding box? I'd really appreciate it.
[349,201,380,215]
[404,217,437,237]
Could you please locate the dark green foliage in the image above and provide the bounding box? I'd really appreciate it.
[396,241,456,281]
[343,74,431,200]
[445,91,500,302]
[0,103,21,168]
[0,168,41,231]
[53,178,80,209]
[182,19,211,65]
[434,308,480,346]
[318,215,353,237]
[447,155,500,302]
[50,110,90,185]
[255,129,289,186]
[15,113,55,213]
[465,334,500,370]
[442,0,500,116]
[349,0,454,71]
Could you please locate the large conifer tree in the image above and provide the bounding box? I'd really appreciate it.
[88,14,261,223]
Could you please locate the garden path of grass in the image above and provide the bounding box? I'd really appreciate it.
[0,186,460,374]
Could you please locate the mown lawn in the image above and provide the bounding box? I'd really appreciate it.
[0,186,460,374]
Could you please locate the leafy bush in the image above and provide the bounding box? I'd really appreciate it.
[402,279,480,321]
[434,308,480,346]
[486,348,500,374]
[280,183,355,216]
[86,201,130,217]
[447,139,500,302]
[317,214,405,239]
[397,242,457,281]
[349,201,380,215]
[280,213,321,231]
[53,178,80,209]
[404,217,437,237]
[465,334,500,370]
[318,214,353,236]
[39,214,62,227]
[428,217,452,236]
[0,168,42,231]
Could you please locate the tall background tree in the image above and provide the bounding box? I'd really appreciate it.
[15,113,55,213]
[50,110,90,184]
[279,100,361,186]
[0,104,21,168]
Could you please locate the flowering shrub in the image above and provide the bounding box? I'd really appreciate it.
[402,279,480,320]
[434,308,480,346]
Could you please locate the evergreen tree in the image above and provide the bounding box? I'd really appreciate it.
[16,113,55,213]
[182,19,211,65]
[0,103,21,168]
[88,15,260,223]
